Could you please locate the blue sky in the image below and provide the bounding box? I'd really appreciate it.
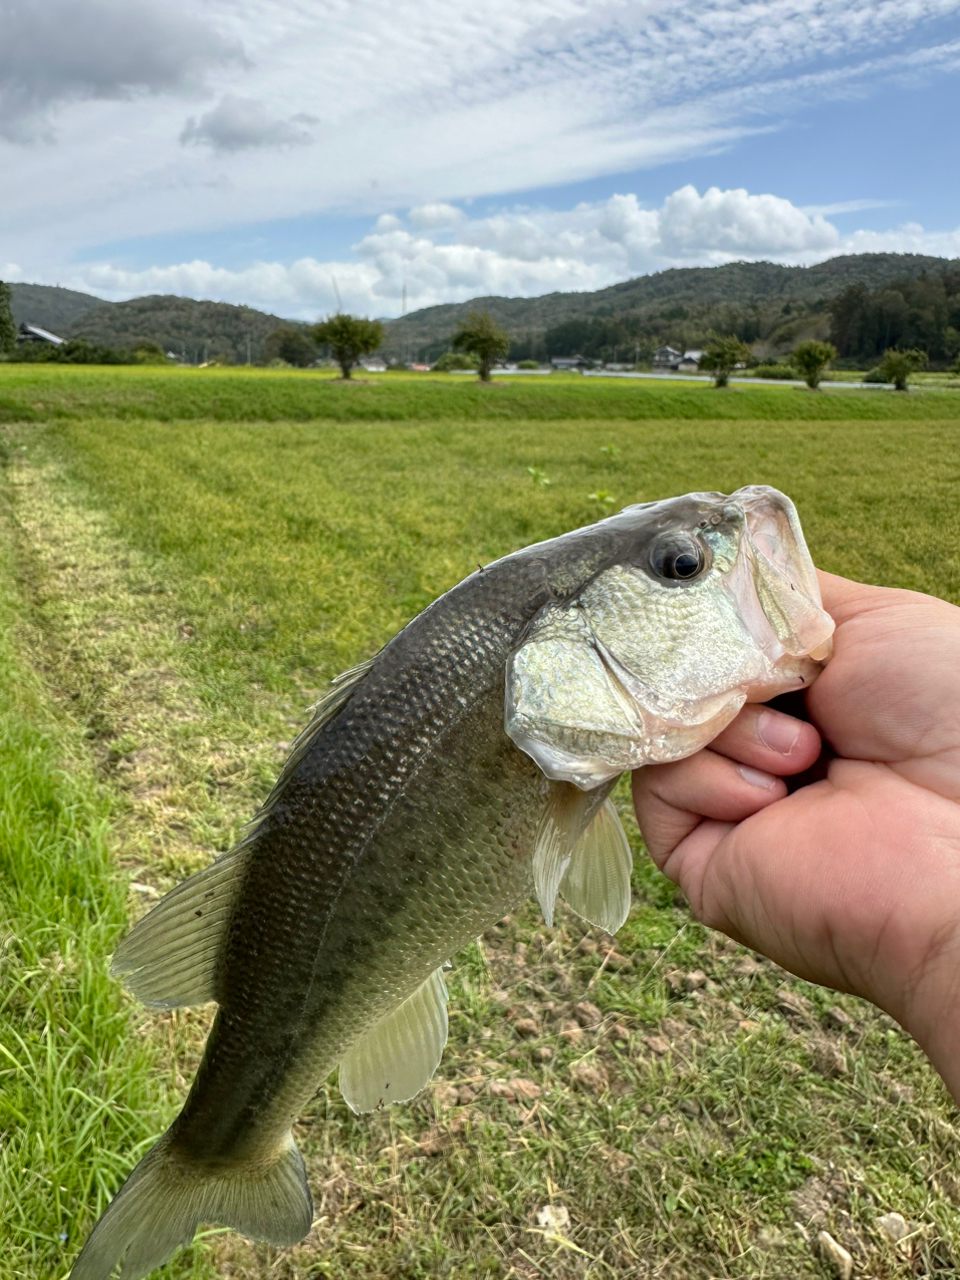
[2,0,958,318]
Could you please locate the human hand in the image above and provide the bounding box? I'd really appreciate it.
[632,571,960,1101]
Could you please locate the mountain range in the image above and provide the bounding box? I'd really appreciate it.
[8,252,959,365]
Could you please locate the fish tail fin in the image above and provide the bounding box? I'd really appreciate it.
[70,1130,313,1280]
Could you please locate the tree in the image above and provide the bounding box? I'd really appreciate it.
[310,314,384,379]
[700,333,751,388]
[451,311,510,382]
[265,326,317,368]
[0,281,17,356]
[792,339,837,389]
[877,347,928,392]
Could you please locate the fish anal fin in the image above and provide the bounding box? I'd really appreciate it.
[532,783,593,927]
[111,846,249,1009]
[339,967,449,1114]
[560,797,633,935]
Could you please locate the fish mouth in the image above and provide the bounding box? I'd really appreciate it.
[727,486,835,684]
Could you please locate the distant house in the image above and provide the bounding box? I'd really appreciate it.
[677,349,704,372]
[652,345,682,369]
[550,354,590,370]
[17,322,65,346]
[358,356,387,373]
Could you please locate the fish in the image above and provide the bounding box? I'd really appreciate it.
[70,484,834,1279]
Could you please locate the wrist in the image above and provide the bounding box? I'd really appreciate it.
[888,926,960,1107]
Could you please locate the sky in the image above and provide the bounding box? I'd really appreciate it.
[1,0,959,320]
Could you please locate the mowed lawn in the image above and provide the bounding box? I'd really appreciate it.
[2,364,960,1280]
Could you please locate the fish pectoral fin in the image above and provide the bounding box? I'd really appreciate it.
[111,845,250,1009]
[338,966,449,1114]
[560,797,633,935]
[532,782,593,927]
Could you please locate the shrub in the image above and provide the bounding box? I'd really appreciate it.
[754,364,797,380]
[131,341,169,365]
[517,359,540,370]
[265,326,317,368]
[792,340,837,389]
[432,351,480,372]
[877,347,928,392]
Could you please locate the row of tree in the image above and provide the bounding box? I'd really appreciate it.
[829,273,960,364]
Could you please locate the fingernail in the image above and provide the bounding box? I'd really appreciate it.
[758,710,802,755]
[738,764,777,790]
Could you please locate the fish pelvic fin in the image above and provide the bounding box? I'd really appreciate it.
[339,966,449,1113]
[532,783,593,928]
[560,797,633,935]
[70,1130,313,1280]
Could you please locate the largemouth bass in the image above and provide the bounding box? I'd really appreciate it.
[71,485,833,1279]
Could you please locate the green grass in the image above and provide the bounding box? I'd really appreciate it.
[30,412,960,699]
[1,361,958,424]
[0,487,214,1280]
[2,366,960,1279]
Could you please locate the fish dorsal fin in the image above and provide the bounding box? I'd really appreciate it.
[338,967,449,1114]
[111,845,250,1009]
[532,783,593,927]
[560,798,633,934]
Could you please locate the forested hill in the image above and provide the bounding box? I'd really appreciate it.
[9,283,109,334]
[65,295,301,365]
[381,253,959,358]
[8,251,959,365]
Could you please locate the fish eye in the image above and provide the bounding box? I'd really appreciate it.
[649,536,706,582]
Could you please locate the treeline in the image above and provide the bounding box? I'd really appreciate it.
[829,273,960,365]
[510,298,827,364]
[515,274,960,368]
[64,295,306,365]
[8,338,170,365]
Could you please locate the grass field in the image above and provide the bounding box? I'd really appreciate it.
[2,362,959,424]
[2,364,960,1280]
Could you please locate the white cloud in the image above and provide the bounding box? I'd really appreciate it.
[180,95,317,151]
[0,0,244,143]
[60,186,960,320]
[657,186,838,257]
[801,199,899,216]
[1,0,959,264]
[408,203,466,229]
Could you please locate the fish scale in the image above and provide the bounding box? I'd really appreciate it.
[71,486,834,1280]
